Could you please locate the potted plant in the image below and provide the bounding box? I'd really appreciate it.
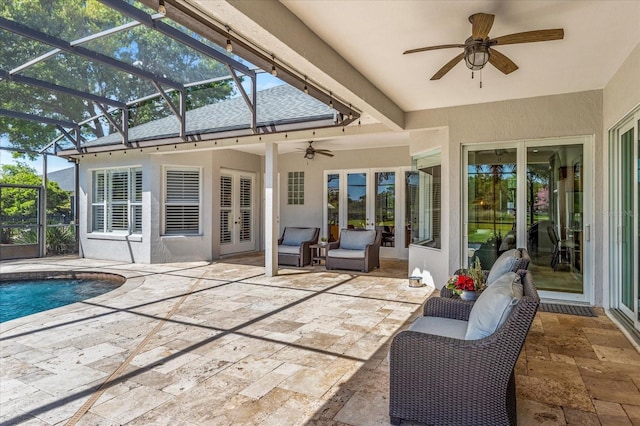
[320,236,328,246]
[445,258,486,300]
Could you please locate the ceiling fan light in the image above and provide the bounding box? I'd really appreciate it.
[464,44,490,71]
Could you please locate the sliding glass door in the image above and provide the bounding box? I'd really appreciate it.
[610,110,639,330]
[464,137,591,302]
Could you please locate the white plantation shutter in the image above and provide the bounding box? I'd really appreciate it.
[91,168,142,234]
[220,175,233,244]
[130,168,143,233]
[165,168,201,235]
[239,177,252,242]
[109,170,129,231]
[92,171,106,232]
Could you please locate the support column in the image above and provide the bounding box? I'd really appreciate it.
[264,141,279,276]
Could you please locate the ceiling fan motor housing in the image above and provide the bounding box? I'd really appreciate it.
[464,39,491,70]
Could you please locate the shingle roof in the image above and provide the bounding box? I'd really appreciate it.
[84,84,334,148]
[47,167,75,192]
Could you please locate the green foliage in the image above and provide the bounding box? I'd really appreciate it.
[13,225,75,255]
[0,162,70,220]
[0,0,235,154]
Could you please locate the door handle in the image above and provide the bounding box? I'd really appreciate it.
[584,225,590,242]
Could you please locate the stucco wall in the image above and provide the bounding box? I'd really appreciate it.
[78,148,263,264]
[78,152,151,263]
[603,43,640,130]
[405,90,604,303]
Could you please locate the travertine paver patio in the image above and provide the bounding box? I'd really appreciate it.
[1,256,640,425]
[0,257,432,425]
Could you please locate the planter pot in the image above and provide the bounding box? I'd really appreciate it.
[460,290,479,301]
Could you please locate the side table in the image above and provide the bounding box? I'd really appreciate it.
[310,243,328,265]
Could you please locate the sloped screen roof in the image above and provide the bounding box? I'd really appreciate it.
[0,0,354,155]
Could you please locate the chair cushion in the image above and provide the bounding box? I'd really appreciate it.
[409,316,468,340]
[278,245,300,255]
[486,249,521,285]
[282,228,316,246]
[340,229,376,250]
[327,248,365,259]
[465,272,521,340]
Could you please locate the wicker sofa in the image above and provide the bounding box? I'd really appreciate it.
[440,247,531,298]
[277,227,319,267]
[325,229,381,272]
[389,270,539,426]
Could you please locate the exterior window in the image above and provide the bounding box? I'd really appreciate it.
[288,171,304,205]
[408,150,441,248]
[164,167,201,235]
[91,167,142,233]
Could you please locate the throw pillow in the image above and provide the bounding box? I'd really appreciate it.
[486,249,521,285]
[465,272,520,340]
[282,228,316,246]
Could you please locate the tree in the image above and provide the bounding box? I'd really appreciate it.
[0,162,70,221]
[0,0,235,154]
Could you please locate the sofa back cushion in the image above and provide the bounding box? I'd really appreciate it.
[340,229,376,250]
[486,249,521,285]
[282,227,316,246]
[465,272,521,340]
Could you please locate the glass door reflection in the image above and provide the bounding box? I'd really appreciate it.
[467,148,517,270]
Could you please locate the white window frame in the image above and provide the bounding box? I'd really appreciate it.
[287,171,305,205]
[90,166,142,234]
[163,166,202,236]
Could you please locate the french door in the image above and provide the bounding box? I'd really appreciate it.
[219,169,256,255]
[610,109,639,331]
[464,137,592,302]
[324,168,406,258]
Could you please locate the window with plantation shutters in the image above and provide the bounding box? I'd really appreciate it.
[164,168,201,235]
[91,167,142,234]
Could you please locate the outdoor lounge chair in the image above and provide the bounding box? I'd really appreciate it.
[439,247,531,298]
[389,270,540,426]
[277,227,319,267]
[325,228,381,272]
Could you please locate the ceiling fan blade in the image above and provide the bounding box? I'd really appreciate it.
[492,29,564,46]
[488,49,518,74]
[316,151,334,157]
[430,52,465,80]
[403,44,465,55]
[470,13,495,40]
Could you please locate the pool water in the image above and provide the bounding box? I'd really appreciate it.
[0,279,122,323]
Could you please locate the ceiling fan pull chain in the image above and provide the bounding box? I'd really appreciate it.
[471,71,475,79]
[480,69,483,89]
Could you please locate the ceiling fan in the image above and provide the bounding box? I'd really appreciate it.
[403,13,564,80]
[299,141,334,159]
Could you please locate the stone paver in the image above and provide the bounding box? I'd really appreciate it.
[1,256,639,425]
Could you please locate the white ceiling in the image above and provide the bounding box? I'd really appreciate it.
[280,0,640,112]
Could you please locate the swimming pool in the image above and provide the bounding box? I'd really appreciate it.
[0,272,125,323]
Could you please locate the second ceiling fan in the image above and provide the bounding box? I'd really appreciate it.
[404,13,564,80]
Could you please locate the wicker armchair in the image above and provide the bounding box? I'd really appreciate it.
[277,227,319,267]
[325,229,381,272]
[389,270,539,426]
[440,247,531,298]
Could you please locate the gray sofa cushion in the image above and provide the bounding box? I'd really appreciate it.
[282,228,316,246]
[465,272,521,340]
[340,229,376,250]
[409,316,468,340]
[278,245,300,255]
[486,248,521,285]
[327,248,365,259]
